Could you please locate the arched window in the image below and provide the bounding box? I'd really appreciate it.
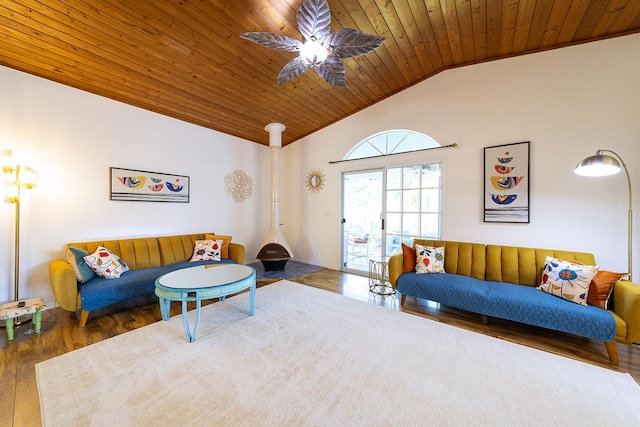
[345,130,440,160]
[341,130,443,273]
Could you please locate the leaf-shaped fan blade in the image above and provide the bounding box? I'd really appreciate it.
[278,56,310,85]
[297,0,331,43]
[240,32,302,52]
[316,56,346,87]
[325,28,385,58]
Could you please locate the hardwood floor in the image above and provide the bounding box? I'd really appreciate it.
[2,268,639,427]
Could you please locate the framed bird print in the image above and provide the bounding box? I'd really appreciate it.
[483,141,530,223]
[110,167,190,203]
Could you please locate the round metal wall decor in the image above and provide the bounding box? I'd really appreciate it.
[306,169,325,193]
[225,169,253,203]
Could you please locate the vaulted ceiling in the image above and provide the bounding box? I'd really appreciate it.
[1,1,639,146]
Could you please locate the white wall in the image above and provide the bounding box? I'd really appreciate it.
[284,33,639,279]
[1,33,638,309]
[0,67,270,306]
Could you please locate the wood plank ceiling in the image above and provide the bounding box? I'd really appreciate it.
[1,1,639,146]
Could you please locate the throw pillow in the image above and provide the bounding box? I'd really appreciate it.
[538,256,598,306]
[204,234,232,258]
[190,239,223,262]
[66,247,96,283]
[587,270,627,309]
[83,246,129,279]
[414,244,445,274]
[401,243,417,273]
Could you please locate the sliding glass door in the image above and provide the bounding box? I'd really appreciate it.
[342,169,383,273]
[342,163,442,275]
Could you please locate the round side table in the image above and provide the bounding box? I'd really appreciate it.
[368,258,395,296]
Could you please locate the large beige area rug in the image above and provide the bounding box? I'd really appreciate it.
[37,280,640,426]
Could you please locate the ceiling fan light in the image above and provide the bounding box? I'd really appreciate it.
[240,0,383,86]
[300,40,328,65]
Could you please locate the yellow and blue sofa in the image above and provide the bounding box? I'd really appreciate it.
[389,239,640,365]
[49,233,245,327]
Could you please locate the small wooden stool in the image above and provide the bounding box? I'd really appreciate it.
[0,298,46,340]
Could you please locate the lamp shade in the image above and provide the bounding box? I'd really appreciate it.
[4,181,19,203]
[1,149,12,174]
[20,166,38,189]
[574,152,621,177]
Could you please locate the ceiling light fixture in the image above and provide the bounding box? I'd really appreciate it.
[240,0,385,87]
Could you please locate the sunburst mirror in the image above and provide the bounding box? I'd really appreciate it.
[306,169,325,193]
[240,0,385,87]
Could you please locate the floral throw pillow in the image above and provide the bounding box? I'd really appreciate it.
[190,239,223,262]
[415,244,445,274]
[204,234,232,258]
[538,256,599,305]
[83,246,129,279]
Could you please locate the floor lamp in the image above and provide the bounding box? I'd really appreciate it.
[1,149,38,302]
[575,149,632,282]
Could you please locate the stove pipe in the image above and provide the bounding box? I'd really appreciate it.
[256,123,293,270]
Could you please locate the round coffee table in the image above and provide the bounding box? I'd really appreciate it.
[154,263,256,342]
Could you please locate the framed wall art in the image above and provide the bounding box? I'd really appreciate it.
[483,141,530,223]
[110,167,190,202]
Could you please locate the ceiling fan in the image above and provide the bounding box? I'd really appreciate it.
[240,0,385,87]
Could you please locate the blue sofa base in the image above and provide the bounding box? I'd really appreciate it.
[397,272,616,342]
[78,259,236,311]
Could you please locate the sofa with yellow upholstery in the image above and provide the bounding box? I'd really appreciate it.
[389,239,640,366]
[49,233,245,327]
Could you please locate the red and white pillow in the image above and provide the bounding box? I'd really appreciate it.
[83,246,129,279]
[190,239,223,262]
